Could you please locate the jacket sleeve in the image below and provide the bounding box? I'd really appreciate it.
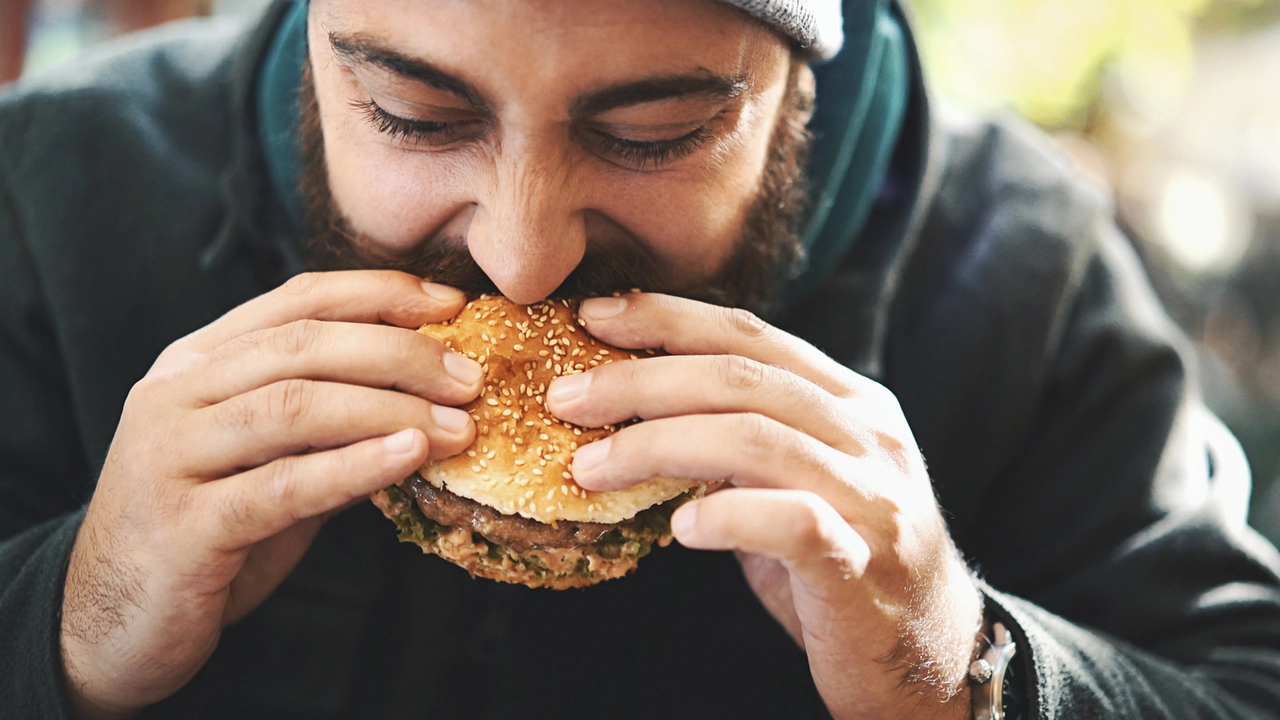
[980,221,1280,718]
[890,120,1280,718]
[0,158,85,718]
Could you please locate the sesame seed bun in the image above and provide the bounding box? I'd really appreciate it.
[371,294,709,589]
[418,294,696,524]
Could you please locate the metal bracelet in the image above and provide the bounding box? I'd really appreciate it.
[969,622,1017,720]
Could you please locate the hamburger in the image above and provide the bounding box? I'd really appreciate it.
[371,294,709,589]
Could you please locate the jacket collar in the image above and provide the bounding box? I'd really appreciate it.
[200,0,301,285]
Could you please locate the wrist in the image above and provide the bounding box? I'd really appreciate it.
[61,634,141,720]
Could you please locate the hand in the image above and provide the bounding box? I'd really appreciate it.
[61,271,482,718]
[547,294,984,720]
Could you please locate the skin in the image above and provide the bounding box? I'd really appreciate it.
[61,1,982,717]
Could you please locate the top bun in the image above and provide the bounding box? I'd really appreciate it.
[417,295,699,525]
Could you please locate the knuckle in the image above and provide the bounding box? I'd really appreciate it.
[394,326,431,361]
[267,455,301,508]
[718,355,768,393]
[217,486,256,536]
[272,319,324,357]
[613,357,642,388]
[734,413,785,458]
[722,307,769,340]
[789,494,834,554]
[266,378,315,427]
[280,271,324,298]
[861,378,902,412]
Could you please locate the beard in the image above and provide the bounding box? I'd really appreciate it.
[296,60,814,319]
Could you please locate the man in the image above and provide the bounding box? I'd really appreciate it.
[1,0,1277,718]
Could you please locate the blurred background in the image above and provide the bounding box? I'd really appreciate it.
[3,0,1279,541]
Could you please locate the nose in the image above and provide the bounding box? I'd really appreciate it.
[466,136,587,304]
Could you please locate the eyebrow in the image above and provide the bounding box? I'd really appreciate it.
[570,74,747,117]
[330,32,490,111]
[329,31,746,118]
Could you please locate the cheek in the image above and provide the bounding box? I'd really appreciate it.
[313,65,473,252]
[594,106,776,275]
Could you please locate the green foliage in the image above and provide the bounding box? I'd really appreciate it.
[909,0,1267,128]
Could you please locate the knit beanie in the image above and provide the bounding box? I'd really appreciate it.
[718,0,844,59]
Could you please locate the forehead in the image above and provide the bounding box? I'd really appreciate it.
[312,0,788,96]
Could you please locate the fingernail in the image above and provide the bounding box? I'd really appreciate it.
[443,352,483,386]
[572,437,612,473]
[580,296,627,320]
[547,372,591,406]
[421,281,465,304]
[431,405,472,434]
[383,428,419,455]
[671,502,698,540]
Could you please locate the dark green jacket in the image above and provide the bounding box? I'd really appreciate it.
[2,3,1279,718]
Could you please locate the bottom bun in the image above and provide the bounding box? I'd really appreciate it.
[371,479,696,590]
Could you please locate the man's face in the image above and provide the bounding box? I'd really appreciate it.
[304,0,811,313]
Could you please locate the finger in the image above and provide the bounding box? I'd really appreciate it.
[183,379,473,477]
[577,293,867,399]
[672,488,870,589]
[197,428,429,550]
[182,271,467,353]
[190,320,483,406]
[571,412,865,501]
[547,355,862,455]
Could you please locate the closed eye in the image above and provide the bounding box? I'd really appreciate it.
[353,98,486,146]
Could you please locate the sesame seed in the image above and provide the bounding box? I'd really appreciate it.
[514,459,525,466]
[467,450,477,457]
[525,490,535,499]
[479,459,487,468]
[471,465,481,472]
[513,344,524,352]
[486,398,499,406]
[532,468,543,476]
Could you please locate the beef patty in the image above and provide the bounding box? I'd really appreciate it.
[406,474,612,553]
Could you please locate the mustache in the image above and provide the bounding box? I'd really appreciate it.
[301,217,671,300]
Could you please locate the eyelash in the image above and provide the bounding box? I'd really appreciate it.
[355,98,714,169]
[353,99,467,145]
[585,125,715,169]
